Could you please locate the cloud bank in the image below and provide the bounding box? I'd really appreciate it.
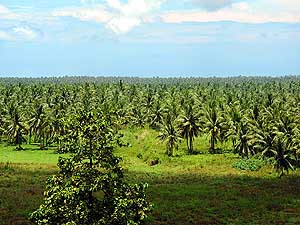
[162,2,300,24]
[0,4,18,19]
[1,0,300,38]
[52,0,300,35]
[0,25,41,41]
[53,0,164,34]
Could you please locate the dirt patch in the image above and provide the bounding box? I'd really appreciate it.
[283,208,300,214]
[137,130,150,142]
[8,216,31,225]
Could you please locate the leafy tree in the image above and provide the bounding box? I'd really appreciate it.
[30,110,151,225]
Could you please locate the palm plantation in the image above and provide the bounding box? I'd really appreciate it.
[1,77,300,224]
[0,77,299,176]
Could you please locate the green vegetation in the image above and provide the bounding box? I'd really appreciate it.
[232,158,266,171]
[1,76,300,224]
[1,127,300,224]
[30,111,151,225]
[0,143,60,164]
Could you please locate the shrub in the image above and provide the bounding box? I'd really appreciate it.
[30,111,151,225]
[232,158,266,171]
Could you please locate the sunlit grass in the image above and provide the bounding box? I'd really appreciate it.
[0,128,300,224]
[0,143,62,165]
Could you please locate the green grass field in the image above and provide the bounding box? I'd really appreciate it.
[1,128,300,224]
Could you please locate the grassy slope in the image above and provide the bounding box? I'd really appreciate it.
[0,128,300,225]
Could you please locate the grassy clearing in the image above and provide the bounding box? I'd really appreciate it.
[0,143,61,165]
[1,128,300,224]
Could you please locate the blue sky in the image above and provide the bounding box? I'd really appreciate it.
[0,0,299,77]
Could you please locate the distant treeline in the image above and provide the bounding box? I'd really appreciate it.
[0,75,300,84]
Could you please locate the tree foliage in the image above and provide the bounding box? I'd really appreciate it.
[30,110,151,225]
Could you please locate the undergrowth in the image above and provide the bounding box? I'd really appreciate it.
[232,157,266,171]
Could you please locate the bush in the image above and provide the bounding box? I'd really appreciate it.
[30,111,151,225]
[232,158,266,171]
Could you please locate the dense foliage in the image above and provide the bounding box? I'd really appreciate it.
[1,76,300,178]
[30,110,151,224]
[232,158,266,171]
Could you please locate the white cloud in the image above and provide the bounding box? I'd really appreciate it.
[259,0,300,12]
[0,4,18,19]
[106,16,140,34]
[53,6,111,23]
[0,26,40,41]
[161,2,300,24]
[0,30,13,41]
[0,4,44,41]
[13,26,38,40]
[52,0,300,36]
[105,0,164,34]
[53,0,164,34]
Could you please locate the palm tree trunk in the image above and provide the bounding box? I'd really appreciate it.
[58,139,61,151]
[89,139,93,167]
[165,144,170,156]
[210,131,215,154]
[29,129,32,144]
[189,135,193,154]
[293,150,299,166]
[186,136,189,153]
[45,135,48,147]
[40,132,45,150]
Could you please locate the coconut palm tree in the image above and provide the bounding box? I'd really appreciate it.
[203,103,225,154]
[225,103,242,148]
[177,103,202,154]
[231,120,255,158]
[149,100,164,129]
[28,103,48,149]
[267,134,294,178]
[5,106,27,150]
[158,113,181,156]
